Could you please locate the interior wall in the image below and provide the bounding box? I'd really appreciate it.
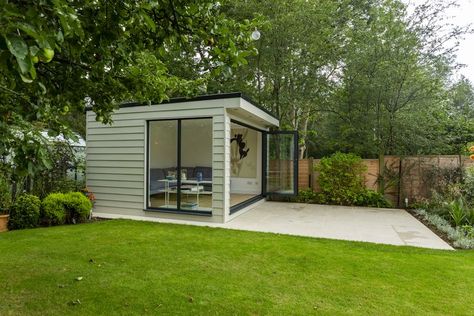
[149,121,177,168]
[181,119,212,167]
[230,126,262,195]
[149,119,212,169]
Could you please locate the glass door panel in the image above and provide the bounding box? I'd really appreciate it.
[180,119,213,212]
[148,120,178,209]
[265,131,298,195]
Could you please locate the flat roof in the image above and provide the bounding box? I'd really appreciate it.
[87,92,278,121]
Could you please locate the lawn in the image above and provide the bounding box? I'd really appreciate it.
[1,220,473,315]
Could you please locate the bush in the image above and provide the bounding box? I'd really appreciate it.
[464,167,474,204]
[414,209,474,249]
[295,188,318,203]
[42,193,67,226]
[354,190,391,208]
[42,192,92,225]
[447,198,467,227]
[0,174,12,214]
[63,192,92,223]
[8,194,41,229]
[316,152,367,205]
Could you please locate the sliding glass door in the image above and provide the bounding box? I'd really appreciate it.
[148,118,213,214]
[148,120,178,209]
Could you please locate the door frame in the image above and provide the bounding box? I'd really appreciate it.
[262,130,299,197]
[229,119,266,214]
[229,120,298,214]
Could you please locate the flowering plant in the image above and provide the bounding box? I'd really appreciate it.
[81,187,96,204]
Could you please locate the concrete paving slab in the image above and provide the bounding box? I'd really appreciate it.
[96,201,453,250]
[223,202,453,250]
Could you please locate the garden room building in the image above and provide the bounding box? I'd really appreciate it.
[86,93,298,223]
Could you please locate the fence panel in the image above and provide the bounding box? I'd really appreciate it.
[300,155,474,207]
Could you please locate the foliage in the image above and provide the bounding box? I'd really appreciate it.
[0,0,258,180]
[464,167,474,204]
[447,198,466,227]
[414,209,474,249]
[8,194,41,230]
[0,174,11,214]
[63,192,92,223]
[29,141,84,198]
[81,187,96,204]
[41,193,67,226]
[42,192,91,225]
[316,153,367,205]
[462,225,474,239]
[218,0,470,159]
[218,0,348,158]
[423,166,463,197]
[295,189,318,203]
[294,189,326,204]
[354,190,391,208]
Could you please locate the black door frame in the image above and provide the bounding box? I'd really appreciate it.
[145,117,213,216]
[229,120,298,214]
[262,130,299,196]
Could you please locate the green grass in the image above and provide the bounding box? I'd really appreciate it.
[1,220,473,315]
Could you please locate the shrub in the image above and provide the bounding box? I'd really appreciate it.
[295,189,318,203]
[0,174,12,214]
[63,192,92,223]
[42,193,67,226]
[414,209,474,249]
[42,192,92,225]
[447,198,466,227]
[465,208,474,226]
[354,190,391,208]
[464,167,474,204]
[316,152,367,205]
[8,194,41,229]
[408,199,431,210]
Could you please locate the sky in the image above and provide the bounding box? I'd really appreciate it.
[407,0,474,83]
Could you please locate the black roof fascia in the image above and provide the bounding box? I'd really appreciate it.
[85,92,278,121]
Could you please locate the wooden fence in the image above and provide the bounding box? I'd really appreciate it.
[298,156,474,207]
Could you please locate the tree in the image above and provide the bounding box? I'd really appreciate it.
[306,0,468,193]
[214,0,350,158]
[0,0,258,179]
[442,77,474,156]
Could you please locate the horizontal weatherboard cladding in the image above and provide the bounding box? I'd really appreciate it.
[87,147,144,154]
[86,103,230,223]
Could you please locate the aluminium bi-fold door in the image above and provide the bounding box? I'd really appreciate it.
[263,131,298,196]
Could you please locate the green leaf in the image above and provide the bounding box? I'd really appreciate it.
[142,13,156,32]
[29,45,40,56]
[19,73,33,83]
[38,82,47,94]
[16,55,32,74]
[16,23,40,40]
[5,34,28,59]
[56,30,64,43]
[41,156,53,170]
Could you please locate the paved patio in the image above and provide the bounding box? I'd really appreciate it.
[223,202,453,250]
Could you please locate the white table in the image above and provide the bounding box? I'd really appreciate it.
[157,179,212,209]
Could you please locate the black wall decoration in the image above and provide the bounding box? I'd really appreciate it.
[231,133,250,160]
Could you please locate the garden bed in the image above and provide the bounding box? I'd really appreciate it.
[408,208,474,249]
